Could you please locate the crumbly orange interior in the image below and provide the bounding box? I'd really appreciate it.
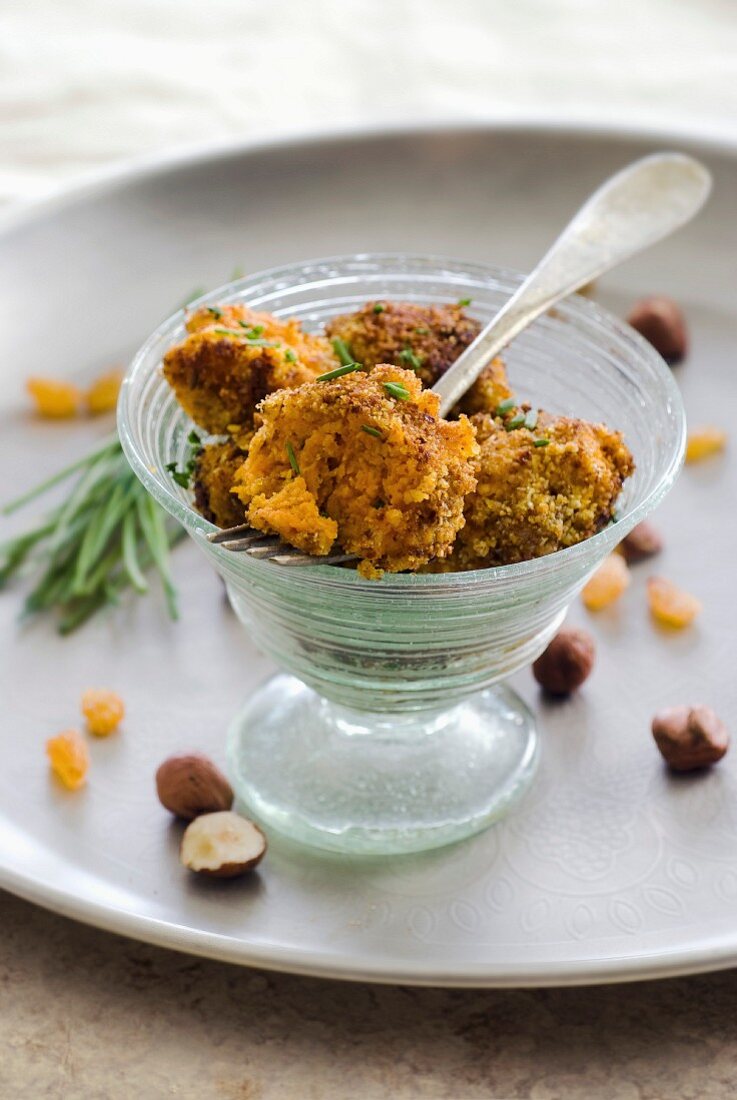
[231,366,478,577]
[164,298,635,576]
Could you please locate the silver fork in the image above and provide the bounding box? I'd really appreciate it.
[206,152,710,566]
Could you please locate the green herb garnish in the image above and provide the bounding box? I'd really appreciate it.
[213,327,278,347]
[505,414,526,430]
[1,437,184,633]
[533,438,550,448]
[457,297,472,307]
[331,337,356,367]
[361,425,383,439]
[383,381,410,401]
[373,303,386,314]
[414,327,430,335]
[524,409,538,430]
[285,440,300,475]
[316,362,362,381]
[495,397,516,415]
[398,347,423,371]
[285,348,297,363]
[207,306,223,320]
[238,322,264,337]
[165,430,202,490]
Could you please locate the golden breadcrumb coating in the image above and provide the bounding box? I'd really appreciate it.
[325,301,510,415]
[452,356,513,416]
[427,408,634,571]
[192,439,249,528]
[232,365,479,576]
[162,304,337,434]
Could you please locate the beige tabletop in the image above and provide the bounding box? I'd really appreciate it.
[1,888,735,1099]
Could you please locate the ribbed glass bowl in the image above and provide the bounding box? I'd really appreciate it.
[119,254,685,855]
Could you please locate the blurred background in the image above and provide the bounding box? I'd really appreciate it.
[1,0,736,207]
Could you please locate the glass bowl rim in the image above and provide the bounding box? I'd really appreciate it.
[118,251,687,589]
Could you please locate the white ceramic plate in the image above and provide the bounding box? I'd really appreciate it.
[1,122,736,987]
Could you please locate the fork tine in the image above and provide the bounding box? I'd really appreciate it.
[271,551,358,566]
[245,541,300,560]
[221,533,281,552]
[207,523,257,544]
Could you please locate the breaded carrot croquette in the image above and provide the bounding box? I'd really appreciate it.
[232,365,478,577]
[162,304,338,435]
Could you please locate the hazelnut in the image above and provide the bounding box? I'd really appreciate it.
[180,811,267,877]
[532,628,595,695]
[156,754,234,820]
[651,705,729,771]
[627,296,688,364]
[619,521,663,564]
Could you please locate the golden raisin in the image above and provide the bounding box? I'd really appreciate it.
[685,427,727,463]
[86,368,124,415]
[81,689,125,736]
[581,554,630,611]
[647,576,702,628]
[27,377,82,419]
[46,730,89,790]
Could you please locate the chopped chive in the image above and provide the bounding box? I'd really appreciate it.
[165,463,190,489]
[533,437,550,448]
[524,409,538,430]
[316,362,362,381]
[331,336,355,366]
[361,425,383,439]
[238,321,264,337]
[373,302,386,314]
[213,328,279,347]
[216,327,283,345]
[207,306,223,320]
[285,348,297,363]
[495,397,516,416]
[166,431,202,489]
[505,414,526,430]
[457,297,472,307]
[414,327,430,335]
[285,440,300,475]
[398,347,423,371]
[384,381,410,401]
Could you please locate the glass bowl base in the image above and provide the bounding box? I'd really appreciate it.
[226,675,539,855]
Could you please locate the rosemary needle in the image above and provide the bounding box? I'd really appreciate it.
[2,438,182,633]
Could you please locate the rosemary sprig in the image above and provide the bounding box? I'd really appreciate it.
[1,438,183,633]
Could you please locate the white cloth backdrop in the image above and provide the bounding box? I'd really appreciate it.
[1,0,736,206]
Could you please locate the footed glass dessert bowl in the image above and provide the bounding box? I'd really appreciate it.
[119,255,686,855]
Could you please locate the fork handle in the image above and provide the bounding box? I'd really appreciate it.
[433,152,711,416]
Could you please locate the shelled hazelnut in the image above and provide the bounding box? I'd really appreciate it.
[651,706,729,771]
[627,296,688,364]
[532,628,595,695]
[156,754,234,820]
